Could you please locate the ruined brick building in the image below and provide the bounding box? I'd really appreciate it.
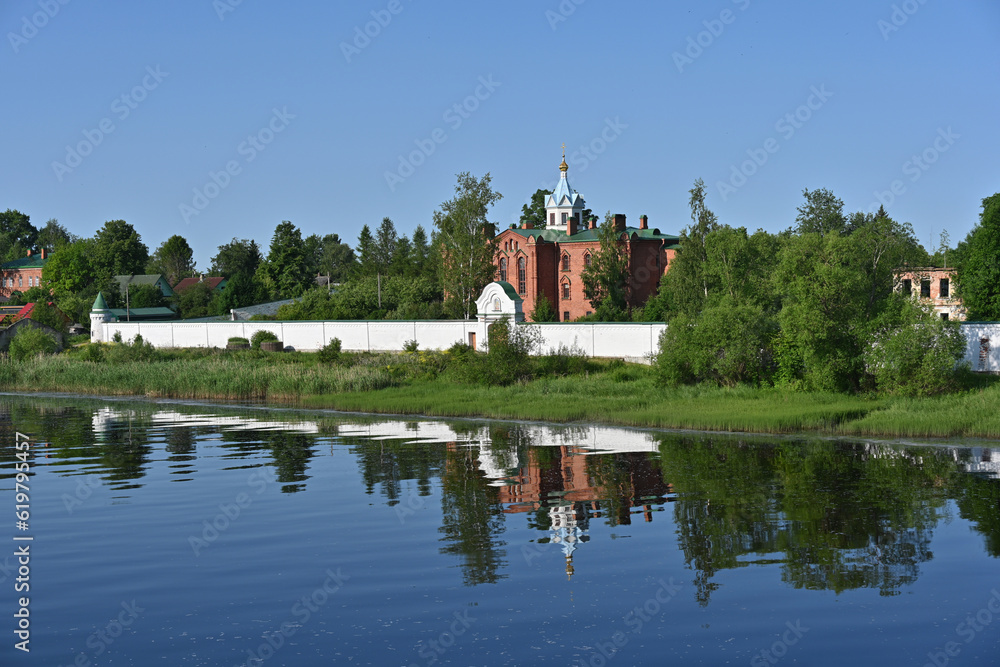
[493,153,679,321]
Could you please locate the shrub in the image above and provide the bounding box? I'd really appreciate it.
[227,337,250,345]
[9,326,58,361]
[317,338,343,364]
[864,305,968,396]
[656,304,777,387]
[403,339,419,353]
[457,318,541,386]
[80,343,105,363]
[251,330,279,349]
[535,343,590,376]
[112,331,123,343]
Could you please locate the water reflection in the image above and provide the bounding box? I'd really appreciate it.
[2,396,999,603]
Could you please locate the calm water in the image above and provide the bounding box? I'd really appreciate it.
[2,395,999,666]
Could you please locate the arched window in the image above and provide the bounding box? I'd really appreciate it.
[517,257,526,295]
[499,258,507,283]
[18,276,22,288]
[584,252,592,268]
[561,253,570,272]
[561,278,571,300]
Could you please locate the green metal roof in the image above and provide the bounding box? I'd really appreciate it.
[1,255,49,270]
[494,281,522,301]
[508,226,679,244]
[92,292,109,311]
[108,307,177,320]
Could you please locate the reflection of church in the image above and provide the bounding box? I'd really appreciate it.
[486,445,673,578]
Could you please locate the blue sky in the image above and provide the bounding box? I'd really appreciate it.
[3,0,998,269]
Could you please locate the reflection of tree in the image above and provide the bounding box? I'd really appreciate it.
[92,413,153,488]
[262,432,315,493]
[657,435,956,604]
[351,436,445,505]
[439,446,507,586]
[950,470,1000,557]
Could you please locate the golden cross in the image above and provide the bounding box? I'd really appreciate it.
[561,143,566,159]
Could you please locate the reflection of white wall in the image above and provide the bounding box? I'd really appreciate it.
[92,408,321,435]
[962,447,1000,478]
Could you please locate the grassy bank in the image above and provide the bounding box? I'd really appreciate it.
[0,343,997,439]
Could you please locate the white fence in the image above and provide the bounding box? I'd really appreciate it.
[94,319,667,360]
[93,318,1000,369]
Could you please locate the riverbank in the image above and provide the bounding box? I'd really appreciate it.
[1,347,998,438]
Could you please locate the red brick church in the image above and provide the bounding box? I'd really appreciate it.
[493,153,679,321]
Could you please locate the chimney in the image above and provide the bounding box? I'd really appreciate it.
[40,248,47,259]
[588,216,597,230]
[567,213,577,236]
[640,215,648,230]
[522,221,534,230]
[26,249,32,257]
[613,214,627,232]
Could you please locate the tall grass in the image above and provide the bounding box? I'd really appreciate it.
[3,346,997,439]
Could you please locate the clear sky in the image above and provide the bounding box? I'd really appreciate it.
[3,0,998,269]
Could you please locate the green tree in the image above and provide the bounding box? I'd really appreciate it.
[581,211,631,320]
[795,188,846,236]
[177,281,215,319]
[646,179,720,319]
[147,235,196,286]
[433,172,502,319]
[356,225,377,277]
[409,225,432,279]
[210,238,262,279]
[519,188,551,229]
[374,217,399,275]
[25,301,68,334]
[528,292,558,322]
[0,209,39,261]
[36,219,74,252]
[956,193,1000,321]
[656,304,777,387]
[259,221,311,299]
[863,298,967,395]
[41,238,97,295]
[92,220,148,281]
[315,234,357,282]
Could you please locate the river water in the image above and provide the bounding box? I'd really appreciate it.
[1,394,999,666]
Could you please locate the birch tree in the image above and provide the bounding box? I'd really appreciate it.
[433,172,502,319]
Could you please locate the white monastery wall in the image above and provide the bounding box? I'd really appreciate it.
[94,319,997,369]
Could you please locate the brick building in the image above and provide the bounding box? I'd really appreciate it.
[896,267,965,320]
[0,249,50,301]
[493,154,679,321]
